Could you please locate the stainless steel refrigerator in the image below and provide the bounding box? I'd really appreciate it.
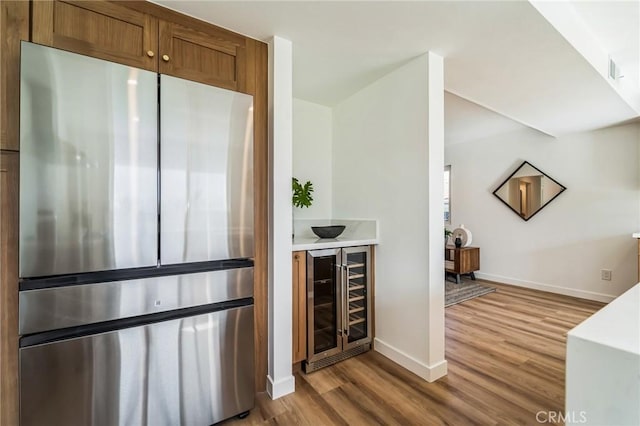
[18,41,255,426]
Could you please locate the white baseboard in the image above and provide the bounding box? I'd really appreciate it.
[475,272,616,303]
[374,338,447,382]
[266,374,295,400]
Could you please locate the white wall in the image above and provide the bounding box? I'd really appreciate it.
[332,53,447,381]
[266,36,295,399]
[445,122,640,301]
[292,98,332,219]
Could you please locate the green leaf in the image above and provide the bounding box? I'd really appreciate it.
[292,177,314,208]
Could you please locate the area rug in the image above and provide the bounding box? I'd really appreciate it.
[445,280,496,307]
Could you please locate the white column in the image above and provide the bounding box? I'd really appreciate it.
[266,35,295,399]
[425,52,447,380]
[331,51,446,381]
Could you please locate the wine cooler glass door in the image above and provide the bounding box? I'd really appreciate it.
[342,246,372,350]
[307,249,342,363]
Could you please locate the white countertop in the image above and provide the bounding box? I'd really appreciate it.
[292,236,378,251]
[292,219,379,251]
[568,283,640,355]
[566,283,640,425]
[633,232,640,238]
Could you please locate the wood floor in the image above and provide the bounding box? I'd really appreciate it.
[224,282,604,425]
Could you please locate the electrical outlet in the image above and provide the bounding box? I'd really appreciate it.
[601,269,612,281]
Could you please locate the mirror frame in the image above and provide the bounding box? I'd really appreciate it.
[492,160,566,222]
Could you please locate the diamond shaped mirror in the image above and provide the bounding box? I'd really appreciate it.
[493,161,566,221]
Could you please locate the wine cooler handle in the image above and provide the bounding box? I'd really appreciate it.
[343,264,349,337]
[337,264,344,337]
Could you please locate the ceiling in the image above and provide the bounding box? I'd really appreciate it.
[155,0,640,137]
[572,0,639,94]
[444,92,530,146]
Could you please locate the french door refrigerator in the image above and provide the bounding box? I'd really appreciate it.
[305,246,372,373]
[18,41,255,426]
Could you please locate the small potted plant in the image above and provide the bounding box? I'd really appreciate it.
[292,177,314,209]
[444,228,453,246]
[292,177,314,238]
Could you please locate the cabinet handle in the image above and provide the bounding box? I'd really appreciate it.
[162,54,170,62]
[146,50,155,58]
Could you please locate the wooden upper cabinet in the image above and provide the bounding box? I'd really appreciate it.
[158,20,248,91]
[31,1,158,71]
[29,1,256,93]
[0,1,29,151]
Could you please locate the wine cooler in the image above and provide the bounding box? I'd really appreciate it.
[305,246,372,373]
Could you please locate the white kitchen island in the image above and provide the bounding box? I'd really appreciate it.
[565,283,640,425]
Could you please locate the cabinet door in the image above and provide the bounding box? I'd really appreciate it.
[292,251,307,364]
[158,20,247,91]
[0,1,28,151]
[0,151,19,426]
[32,1,158,71]
[458,247,480,274]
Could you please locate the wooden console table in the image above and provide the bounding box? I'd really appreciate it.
[445,246,480,284]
